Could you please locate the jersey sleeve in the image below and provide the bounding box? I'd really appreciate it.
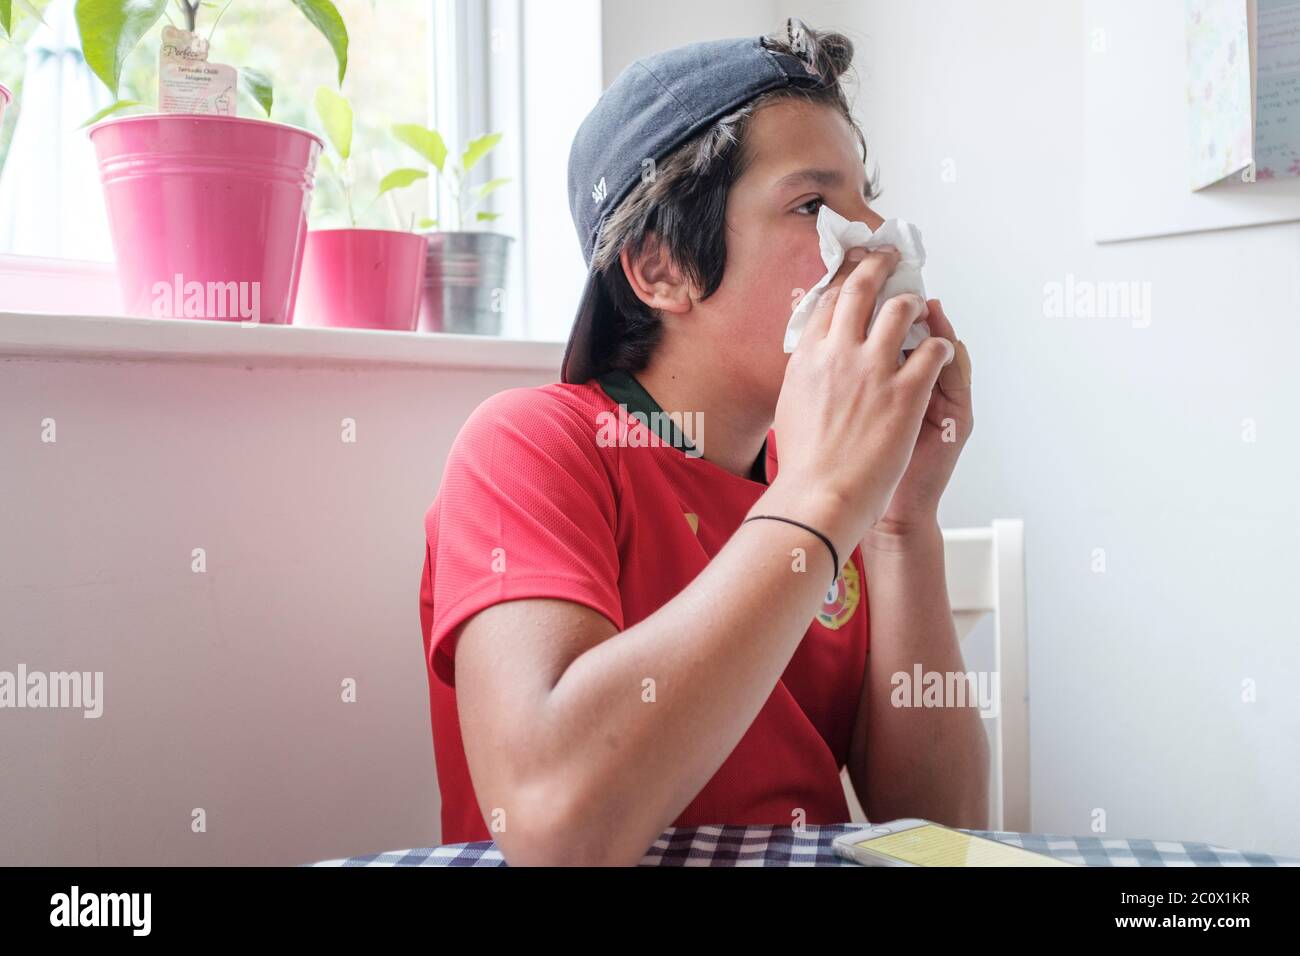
[420,387,624,687]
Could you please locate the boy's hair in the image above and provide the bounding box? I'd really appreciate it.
[588,18,877,376]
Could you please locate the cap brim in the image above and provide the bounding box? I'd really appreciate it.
[561,267,607,385]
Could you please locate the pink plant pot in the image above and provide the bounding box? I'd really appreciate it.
[87,114,323,324]
[292,229,428,331]
[0,84,11,124]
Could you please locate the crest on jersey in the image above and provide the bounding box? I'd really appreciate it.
[817,558,861,630]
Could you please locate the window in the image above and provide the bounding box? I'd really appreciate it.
[0,0,603,342]
[430,0,603,340]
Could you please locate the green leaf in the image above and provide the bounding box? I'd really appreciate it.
[472,177,510,200]
[2,0,45,34]
[475,211,501,223]
[74,0,168,95]
[392,123,446,172]
[418,217,437,229]
[377,167,428,196]
[242,68,273,116]
[313,85,352,160]
[79,98,142,128]
[291,0,348,86]
[461,132,501,173]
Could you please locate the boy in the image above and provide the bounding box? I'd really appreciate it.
[419,18,982,866]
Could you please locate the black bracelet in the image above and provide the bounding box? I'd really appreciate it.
[741,514,840,589]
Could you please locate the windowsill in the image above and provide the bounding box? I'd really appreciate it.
[0,311,566,373]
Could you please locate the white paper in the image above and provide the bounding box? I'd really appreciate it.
[783,205,931,361]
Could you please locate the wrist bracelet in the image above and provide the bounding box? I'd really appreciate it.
[741,514,841,589]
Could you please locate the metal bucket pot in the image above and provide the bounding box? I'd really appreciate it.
[418,231,514,334]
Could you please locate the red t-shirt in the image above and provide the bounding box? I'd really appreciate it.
[418,372,870,844]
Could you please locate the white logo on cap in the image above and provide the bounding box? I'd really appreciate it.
[592,176,607,204]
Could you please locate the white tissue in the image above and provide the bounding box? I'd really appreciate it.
[783,205,931,361]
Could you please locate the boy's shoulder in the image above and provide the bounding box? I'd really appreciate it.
[450,380,620,472]
[462,380,613,436]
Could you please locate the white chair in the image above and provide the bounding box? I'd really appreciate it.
[840,519,1029,832]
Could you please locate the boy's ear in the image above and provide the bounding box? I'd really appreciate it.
[621,232,694,315]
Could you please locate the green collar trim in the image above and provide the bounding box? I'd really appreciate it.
[594,368,768,484]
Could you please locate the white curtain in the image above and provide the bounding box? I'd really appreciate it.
[0,0,114,260]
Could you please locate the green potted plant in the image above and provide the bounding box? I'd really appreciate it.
[75,0,348,324]
[384,122,514,335]
[291,85,428,331]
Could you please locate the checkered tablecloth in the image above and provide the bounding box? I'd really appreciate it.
[311,823,1300,867]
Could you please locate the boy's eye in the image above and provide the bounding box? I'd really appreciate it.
[795,196,824,216]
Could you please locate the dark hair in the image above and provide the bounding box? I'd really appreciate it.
[588,17,876,375]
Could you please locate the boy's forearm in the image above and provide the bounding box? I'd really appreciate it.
[535,480,852,866]
[852,520,990,829]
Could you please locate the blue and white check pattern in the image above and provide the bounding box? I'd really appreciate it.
[311,824,1300,867]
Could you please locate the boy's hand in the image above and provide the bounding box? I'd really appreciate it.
[770,247,958,567]
[868,298,973,544]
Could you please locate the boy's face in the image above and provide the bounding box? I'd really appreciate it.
[692,98,884,414]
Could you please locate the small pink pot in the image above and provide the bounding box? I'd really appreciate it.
[0,84,11,124]
[88,113,323,324]
[293,229,428,331]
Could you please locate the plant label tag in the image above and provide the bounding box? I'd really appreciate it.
[158,26,238,117]
[159,61,238,115]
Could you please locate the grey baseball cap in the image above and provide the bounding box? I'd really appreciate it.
[561,28,833,384]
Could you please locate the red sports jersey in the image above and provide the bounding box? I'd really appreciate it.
[418,369,870,844]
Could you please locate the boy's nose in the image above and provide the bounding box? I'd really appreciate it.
[837,202,885,230]
[860,207,885,231]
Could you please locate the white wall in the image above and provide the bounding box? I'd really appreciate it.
[600,0,781,84]
[775,0,1300,855]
